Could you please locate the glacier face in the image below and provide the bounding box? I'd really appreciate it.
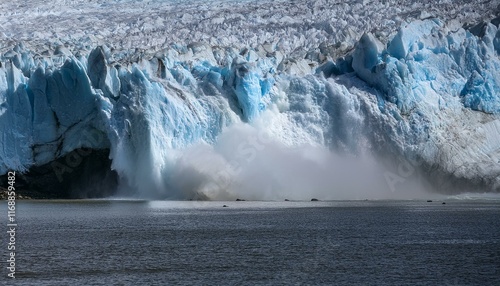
[0,3,499,198]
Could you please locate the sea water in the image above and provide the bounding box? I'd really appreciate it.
[2,200,499,285]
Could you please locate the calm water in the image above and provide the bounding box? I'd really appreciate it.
[1,200,499,285]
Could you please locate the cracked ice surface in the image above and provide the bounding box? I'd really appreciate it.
[0,0,498,60]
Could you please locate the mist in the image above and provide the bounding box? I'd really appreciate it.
[157,119,430,201]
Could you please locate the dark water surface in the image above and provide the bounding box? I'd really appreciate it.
[1,200,499,285]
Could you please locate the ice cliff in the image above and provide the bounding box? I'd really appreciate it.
[0,17,499,198]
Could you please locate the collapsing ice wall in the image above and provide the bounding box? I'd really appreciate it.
[0,18,499,198]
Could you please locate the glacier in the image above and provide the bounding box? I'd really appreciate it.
[0,4,500,198]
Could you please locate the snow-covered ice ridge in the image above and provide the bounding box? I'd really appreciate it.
[0,0,499,198]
